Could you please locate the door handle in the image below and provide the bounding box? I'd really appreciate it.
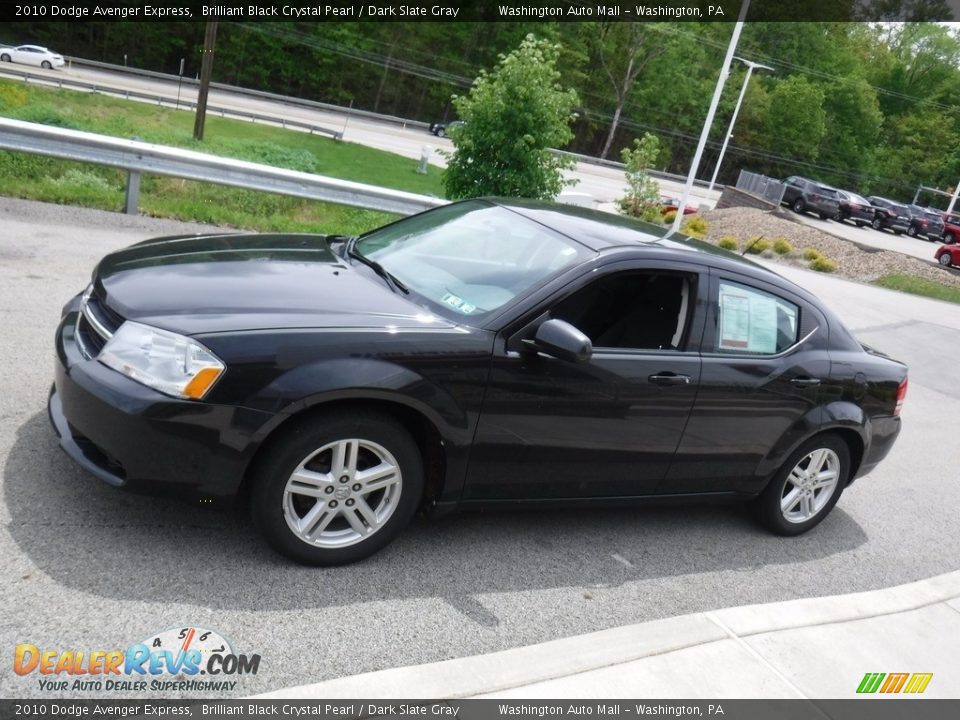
[648,373,691,386]
[790,377,821,387]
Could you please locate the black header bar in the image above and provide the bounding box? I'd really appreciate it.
[2,0,959,23]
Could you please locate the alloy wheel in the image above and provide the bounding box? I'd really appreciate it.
[282,438,402,548]
[780,448,840,524]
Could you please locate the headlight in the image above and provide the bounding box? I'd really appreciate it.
[99,321,225,400]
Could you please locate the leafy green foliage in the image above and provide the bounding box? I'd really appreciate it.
[617,133,663,221]
[442,35,578,200]
[803,248,823,261]
[772,238,793,254]
[718,235,739,250]
[681,216,708,239]
[810,256,838,272]
[744,237,772,254]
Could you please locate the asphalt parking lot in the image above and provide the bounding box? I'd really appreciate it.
[1,197,958,699]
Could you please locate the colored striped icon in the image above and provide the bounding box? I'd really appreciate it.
[857,672,933,694]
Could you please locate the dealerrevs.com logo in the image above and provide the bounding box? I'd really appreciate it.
[14,626,261,693]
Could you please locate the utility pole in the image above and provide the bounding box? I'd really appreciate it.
[669,0,750,235]
[193,22,218,141]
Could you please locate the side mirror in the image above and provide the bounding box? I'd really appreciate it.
[524,319,592,363]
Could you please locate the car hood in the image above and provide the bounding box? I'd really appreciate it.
[92,233,454,335]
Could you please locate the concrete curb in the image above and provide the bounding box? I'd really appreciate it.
[256,570,960,699]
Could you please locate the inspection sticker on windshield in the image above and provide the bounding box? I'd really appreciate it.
[441,292,464,309]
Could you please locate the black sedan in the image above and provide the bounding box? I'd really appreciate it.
[50,199,908,565]
[835,190,875,227]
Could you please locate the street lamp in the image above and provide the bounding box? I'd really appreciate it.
[707,57,774,192]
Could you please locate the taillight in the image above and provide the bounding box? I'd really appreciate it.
[894,378,908,416]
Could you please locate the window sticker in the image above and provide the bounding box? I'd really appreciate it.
[718,283,779,354]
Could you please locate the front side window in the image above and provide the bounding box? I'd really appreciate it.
[552,272,695,351]
[353,202,588,320]
[716,281,799,355]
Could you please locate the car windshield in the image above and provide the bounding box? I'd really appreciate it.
[353,201,588,320]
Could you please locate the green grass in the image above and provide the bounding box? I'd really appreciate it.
[873,274,960,305]
[0,79,446,233]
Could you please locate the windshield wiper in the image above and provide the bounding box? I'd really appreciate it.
[346,238,409,295]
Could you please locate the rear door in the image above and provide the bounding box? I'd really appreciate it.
[665,269,829,496]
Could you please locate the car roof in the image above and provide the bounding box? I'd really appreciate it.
[487,197,783,278]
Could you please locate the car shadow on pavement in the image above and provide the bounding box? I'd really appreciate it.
[6,412,868,614]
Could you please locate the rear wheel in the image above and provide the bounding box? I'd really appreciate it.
[907,225,917,238]
[792,198,806,214]
[752,434,849,536]
[251,411,424,565]
[945,232,958,245]
[0,54,10,62]
[871,217,883,231]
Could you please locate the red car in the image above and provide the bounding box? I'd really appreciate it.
[941,213,960,244]
[936,244,960,267]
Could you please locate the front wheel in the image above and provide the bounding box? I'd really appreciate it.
[940,253,953,267]
[871,217,883,231]
[752,434,849,536]
[41,60,52,69]
[907,225,917,238]
[251,411,424,565]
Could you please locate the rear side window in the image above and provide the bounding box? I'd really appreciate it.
[716,281,799,355]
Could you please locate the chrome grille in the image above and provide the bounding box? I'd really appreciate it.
[75,287,123,360]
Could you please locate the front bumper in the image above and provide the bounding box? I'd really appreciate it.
[50,312,275,501]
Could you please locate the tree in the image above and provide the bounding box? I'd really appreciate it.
[442,34,579,201]
[762,76,827,169]
[581,23,666,160]
[618,133,663,221]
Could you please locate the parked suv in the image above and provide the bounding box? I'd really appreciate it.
[836,190,875,227]
[905,205,945,240]
[781,176,841,220]
[942,213,960,244]
[867,197,911,234]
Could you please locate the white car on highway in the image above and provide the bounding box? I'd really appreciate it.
[0,45,65,69]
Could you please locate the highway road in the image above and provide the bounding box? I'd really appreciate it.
[1,197,958,699]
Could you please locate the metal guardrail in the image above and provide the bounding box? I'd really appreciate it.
[552,149,720,192]
[736,170,785,206]
[0,117,447,216]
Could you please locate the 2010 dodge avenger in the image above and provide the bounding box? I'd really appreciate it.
[50,199,907,565]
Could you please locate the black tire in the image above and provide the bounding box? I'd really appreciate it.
[0,54,10,63]
[872,217,883,231]
[940,253,953,267]
[41,60,52,69]
[250,410,424,566]
[946,233,958,245]
[907,225,917,238]
[792,198,806,214]
[436,127,446,137]
[751,434,850,536]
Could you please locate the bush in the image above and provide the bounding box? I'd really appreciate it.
[662,209,677,224]
[810,256,838,272]
[617,132,662,219]
[772,238,793,254]
[803,248,822,261]
[743,237,771,254]
[443,34,578,200]
[681,215,708,239]
[717,235,739,251]
[50,169,116,192]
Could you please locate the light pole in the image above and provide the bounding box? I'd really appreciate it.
[707,58,774,192]
[669,0,751,235]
